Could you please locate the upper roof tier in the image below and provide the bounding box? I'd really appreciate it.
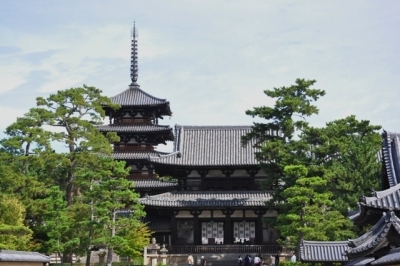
[105,85,172,116]
[98,124,173,134]
[103,24,172,117]
[149,125,261,167]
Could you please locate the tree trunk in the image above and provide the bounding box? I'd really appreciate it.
[106,210,116,266]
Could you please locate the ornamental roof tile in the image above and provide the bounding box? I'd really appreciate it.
[111,85,169,107]
[149,125,261,166]
[300,240,348,262]
[139,190,272,208]
[0,250,50,262]
[133,178,177,189]
[98,124,172,133]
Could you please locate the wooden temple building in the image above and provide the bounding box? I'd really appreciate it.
[300,131,400,266]
[99,24,281,253]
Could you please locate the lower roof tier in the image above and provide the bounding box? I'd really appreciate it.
[139,190,272,208]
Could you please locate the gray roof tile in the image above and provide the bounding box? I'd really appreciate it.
[150,125,260,166]
[139,190,272,208]
[300,240,348,262]
[0,250,50,262]
[360,183,400,210]
[98,124,172,133]
[133,178,177,189]
[382,131,400,188]
[112,151,167,160]
[346,211,400,258]
[111,85,169,107]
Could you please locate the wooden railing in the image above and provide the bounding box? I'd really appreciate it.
[168,245,281,254]
[113,145,154,151]
[114,117,152,124]
[127,173,157,179]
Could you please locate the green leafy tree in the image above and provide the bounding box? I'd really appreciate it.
[244,79,381,246]
[86,158,146,266]
[276,165,355,258]
[0,195,33,250]
[34,85,120,206]
[115,221,152,264]
[0,85,147,265]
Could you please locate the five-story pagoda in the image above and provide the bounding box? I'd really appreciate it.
[99,23,176,196]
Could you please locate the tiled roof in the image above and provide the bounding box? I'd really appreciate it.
[149,125,260,166]
[139,190,272,208]
[133,178,177,189]
[112,151,166,160]
[0,250,50,262]
[111,85,170,107]
[98,124,172,133]
[381,131,400,188]
[300,240,348,262]
[345,211,400,258]
[371,248,400,265]
[350,181,400,223]
[360,183,400,210]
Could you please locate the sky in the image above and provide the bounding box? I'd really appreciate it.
[1,1,399,152]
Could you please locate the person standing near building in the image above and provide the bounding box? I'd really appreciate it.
[201,255,206,266]
[270,254,275,266]
[291,253,296,262]
[187,254,194,266]
[254,254,261,266]
[238,255,243,266]
[274,254,280,266]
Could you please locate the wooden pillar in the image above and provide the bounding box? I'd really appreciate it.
[222,209,233,244]
[171,211,178,245]
[255,209,266,245]
[191,210,202,245]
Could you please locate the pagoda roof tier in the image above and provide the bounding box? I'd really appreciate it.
[300,240,349,262]
[133,178,177,189]
[108,85,171,115]
[149,125,260,167]
[98,124,173,135]
[112,151,168,160]
[139,190,272,208]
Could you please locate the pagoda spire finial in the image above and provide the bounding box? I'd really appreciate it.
[130,21,139,86]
